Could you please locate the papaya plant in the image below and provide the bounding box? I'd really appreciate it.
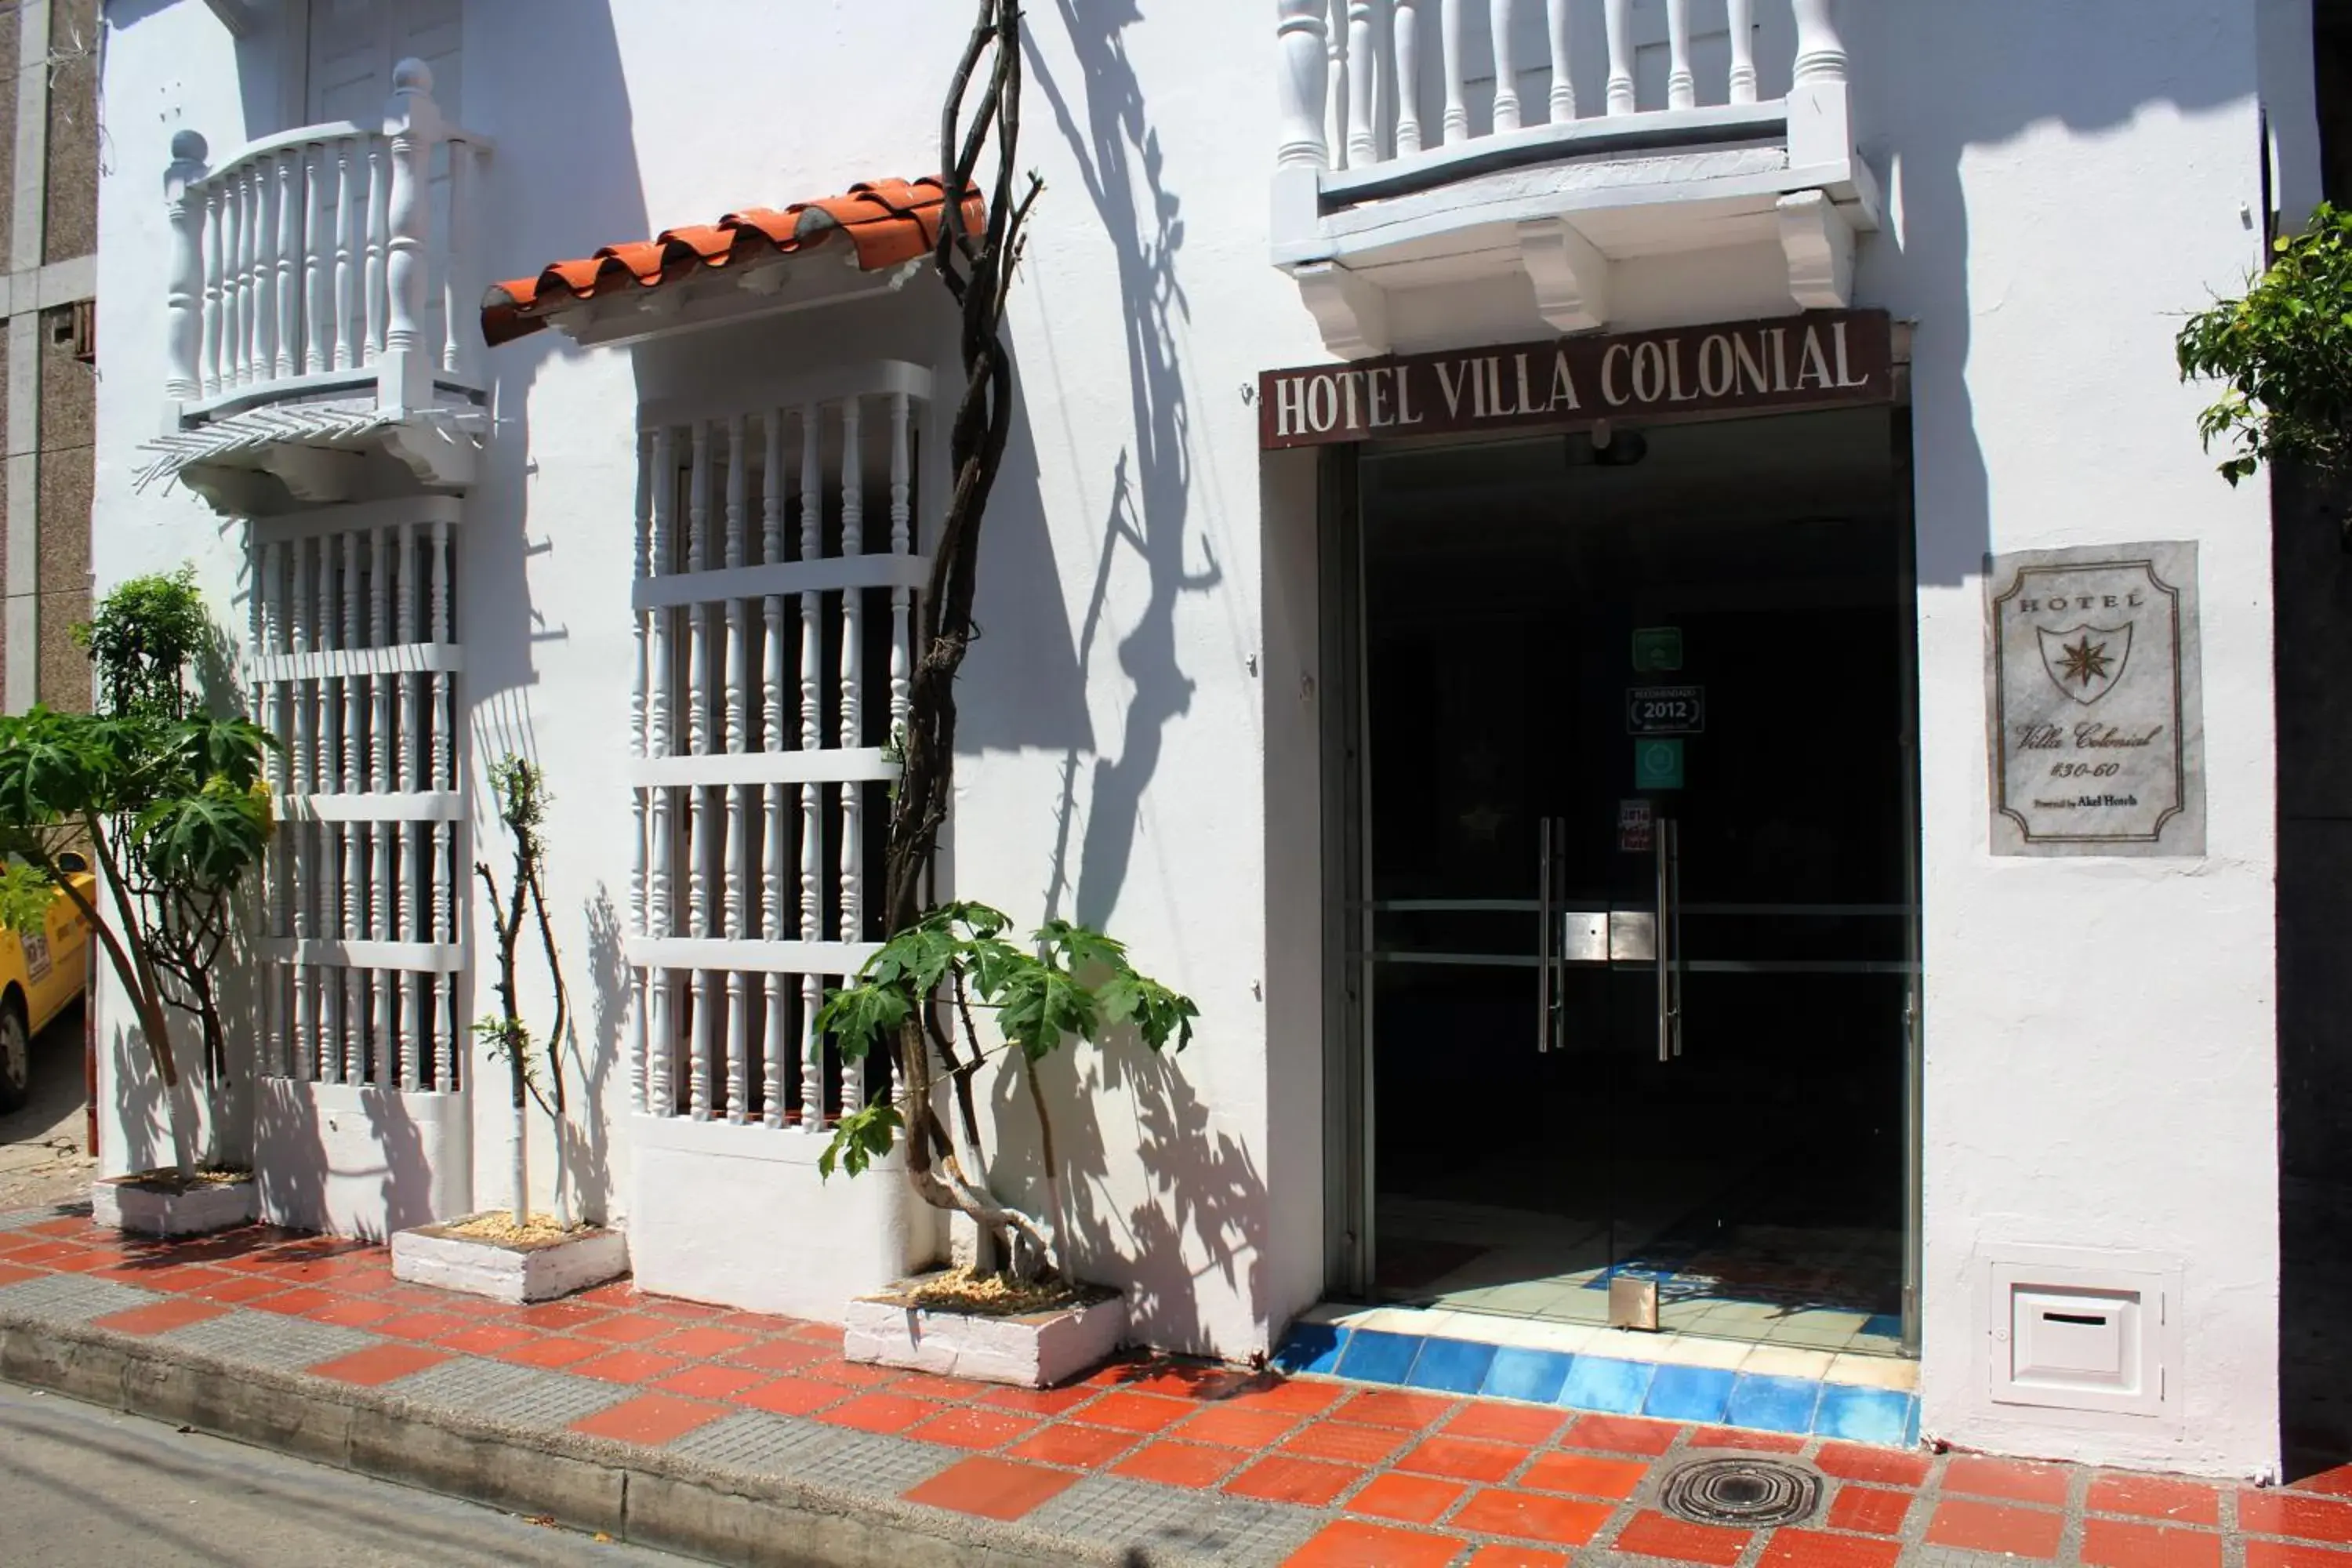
[0,567,274,1180]
[0,706,274,1179]
[816,902,1196,1283]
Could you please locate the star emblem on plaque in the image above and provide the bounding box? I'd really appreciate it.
[1986,544,2203,856]
[2038,624,2130,705]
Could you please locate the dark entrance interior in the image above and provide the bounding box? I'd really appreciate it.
[1353,407,1918,1356]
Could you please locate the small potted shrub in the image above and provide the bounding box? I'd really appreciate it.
[391,757,625,1301]
[820,903,1196,1386]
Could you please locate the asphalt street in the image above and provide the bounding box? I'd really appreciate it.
[0,1381,695,1566]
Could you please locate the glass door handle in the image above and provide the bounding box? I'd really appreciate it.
[1655,818,1684,1062]
[1669,818,1684,1058]
[1537,817,1555,1054]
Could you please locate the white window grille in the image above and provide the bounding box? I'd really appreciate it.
[249,497,466,1091]
[630,367,929,1127]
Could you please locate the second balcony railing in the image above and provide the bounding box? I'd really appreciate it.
[162,58,491,426]
[1276,0,1848,186]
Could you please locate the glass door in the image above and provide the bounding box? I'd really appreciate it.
[1354,408,1916,1356]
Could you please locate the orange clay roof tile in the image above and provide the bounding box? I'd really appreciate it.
[479,177,982,347]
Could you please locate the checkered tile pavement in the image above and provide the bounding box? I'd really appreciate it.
[3,1206,2348,1566]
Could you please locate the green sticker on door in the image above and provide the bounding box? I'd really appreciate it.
[1635,738,1685,789]
[1632,626,1684,673]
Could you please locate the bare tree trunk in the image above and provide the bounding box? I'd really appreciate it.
[873,0,1051,1274]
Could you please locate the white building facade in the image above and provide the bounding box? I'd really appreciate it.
[84,0,2322,1481]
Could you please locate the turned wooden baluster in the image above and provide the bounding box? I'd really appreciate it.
[888,394,913,754]
[1792,0,1845,85]
[334,137,359,371]
[1275,0,1332,170]
[303,143,328,374]
[1664,0,1694,110]
[430,519,455,1091]
[246,164,270,385]
[274,149,299,378]
[1440,0,1469,143]
[222,167,245,386]
[797,404,826,1130]
[164,132,208,405]
[647,426,677,1116]
[1491,0,1523,133]
[394,520,417,1090]
[343,530,366,1083]
[310,532,338,1079]
[442,140,471,379]
[1545,0,1575,122]
[383,60,434,398]
[762,408,789,1127]
[687,423,713,1120]
[1602,0,1635,115]
[1394,1,1425,154]
[1344,1,1377,165]
[1727,0,1756,104]
[199,180,224,397]
[837,397,866,1120]
[723,414,750,1123]
[255,534,283,1073]
[363,137,389,364]
[630,434,652,1112]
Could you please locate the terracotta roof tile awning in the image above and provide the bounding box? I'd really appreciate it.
[480,176,982,347]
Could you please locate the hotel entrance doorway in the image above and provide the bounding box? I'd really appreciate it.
[1342,406,1919,1357]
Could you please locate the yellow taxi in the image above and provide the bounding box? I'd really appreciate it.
[1,851,92,1114]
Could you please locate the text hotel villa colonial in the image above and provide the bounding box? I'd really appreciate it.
[74,0,2332,1483]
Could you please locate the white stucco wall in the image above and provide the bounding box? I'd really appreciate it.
[1852,4,2281,1478]
[88,0,2289,1470]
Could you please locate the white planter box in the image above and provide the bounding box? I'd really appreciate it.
[844,1283,1127,1388]
[93,1175,255,1237]
[390,1221,630,1305]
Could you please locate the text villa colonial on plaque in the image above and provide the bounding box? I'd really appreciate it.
[1986,543,2205,857]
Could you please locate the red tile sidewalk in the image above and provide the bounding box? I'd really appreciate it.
[3,1213,2350,1566]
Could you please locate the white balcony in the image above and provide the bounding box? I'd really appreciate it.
[1271,0,1878,357]
[147,60,492,513]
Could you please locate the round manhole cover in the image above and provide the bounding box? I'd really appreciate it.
[1660,1457,1823,1528]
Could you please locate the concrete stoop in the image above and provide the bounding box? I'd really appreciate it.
[0,1314,1105,1568]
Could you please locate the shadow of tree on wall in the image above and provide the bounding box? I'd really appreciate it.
[969,0,1258,1354]
[573,885,627,1225]
[1031,0,1221,933]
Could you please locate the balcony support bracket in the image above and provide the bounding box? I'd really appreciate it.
[258,445,367,506]
[1518,219,1612,334]
[1777,189,1856,311]
[1292,261,1390,361]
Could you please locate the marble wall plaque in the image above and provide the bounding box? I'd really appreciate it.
[1986,543,2204,856]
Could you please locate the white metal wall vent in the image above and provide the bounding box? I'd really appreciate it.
[1984,1247,2182,1421]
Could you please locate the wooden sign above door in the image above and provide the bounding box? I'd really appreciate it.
[1258,309,1893,450]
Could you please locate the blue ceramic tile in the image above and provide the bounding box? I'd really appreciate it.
[1902,1396,1922,1448]
[1335,1329,1423,1385]
[1725,1373,1824,1434]
[1642,1363,1737,1423]
[1814,1384,1914,1446]
[1858,1314,1904,1342]
[1558,1355,1656,1416]
[1272,1323,1348,1376]
[1483,1347,1574,1405]
[1406,1337,1497,1395]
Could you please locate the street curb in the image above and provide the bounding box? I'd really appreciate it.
[0,1312,1126,1568]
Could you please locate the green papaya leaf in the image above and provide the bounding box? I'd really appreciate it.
[814,981,911,1063]
[818,1099,904,1180]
